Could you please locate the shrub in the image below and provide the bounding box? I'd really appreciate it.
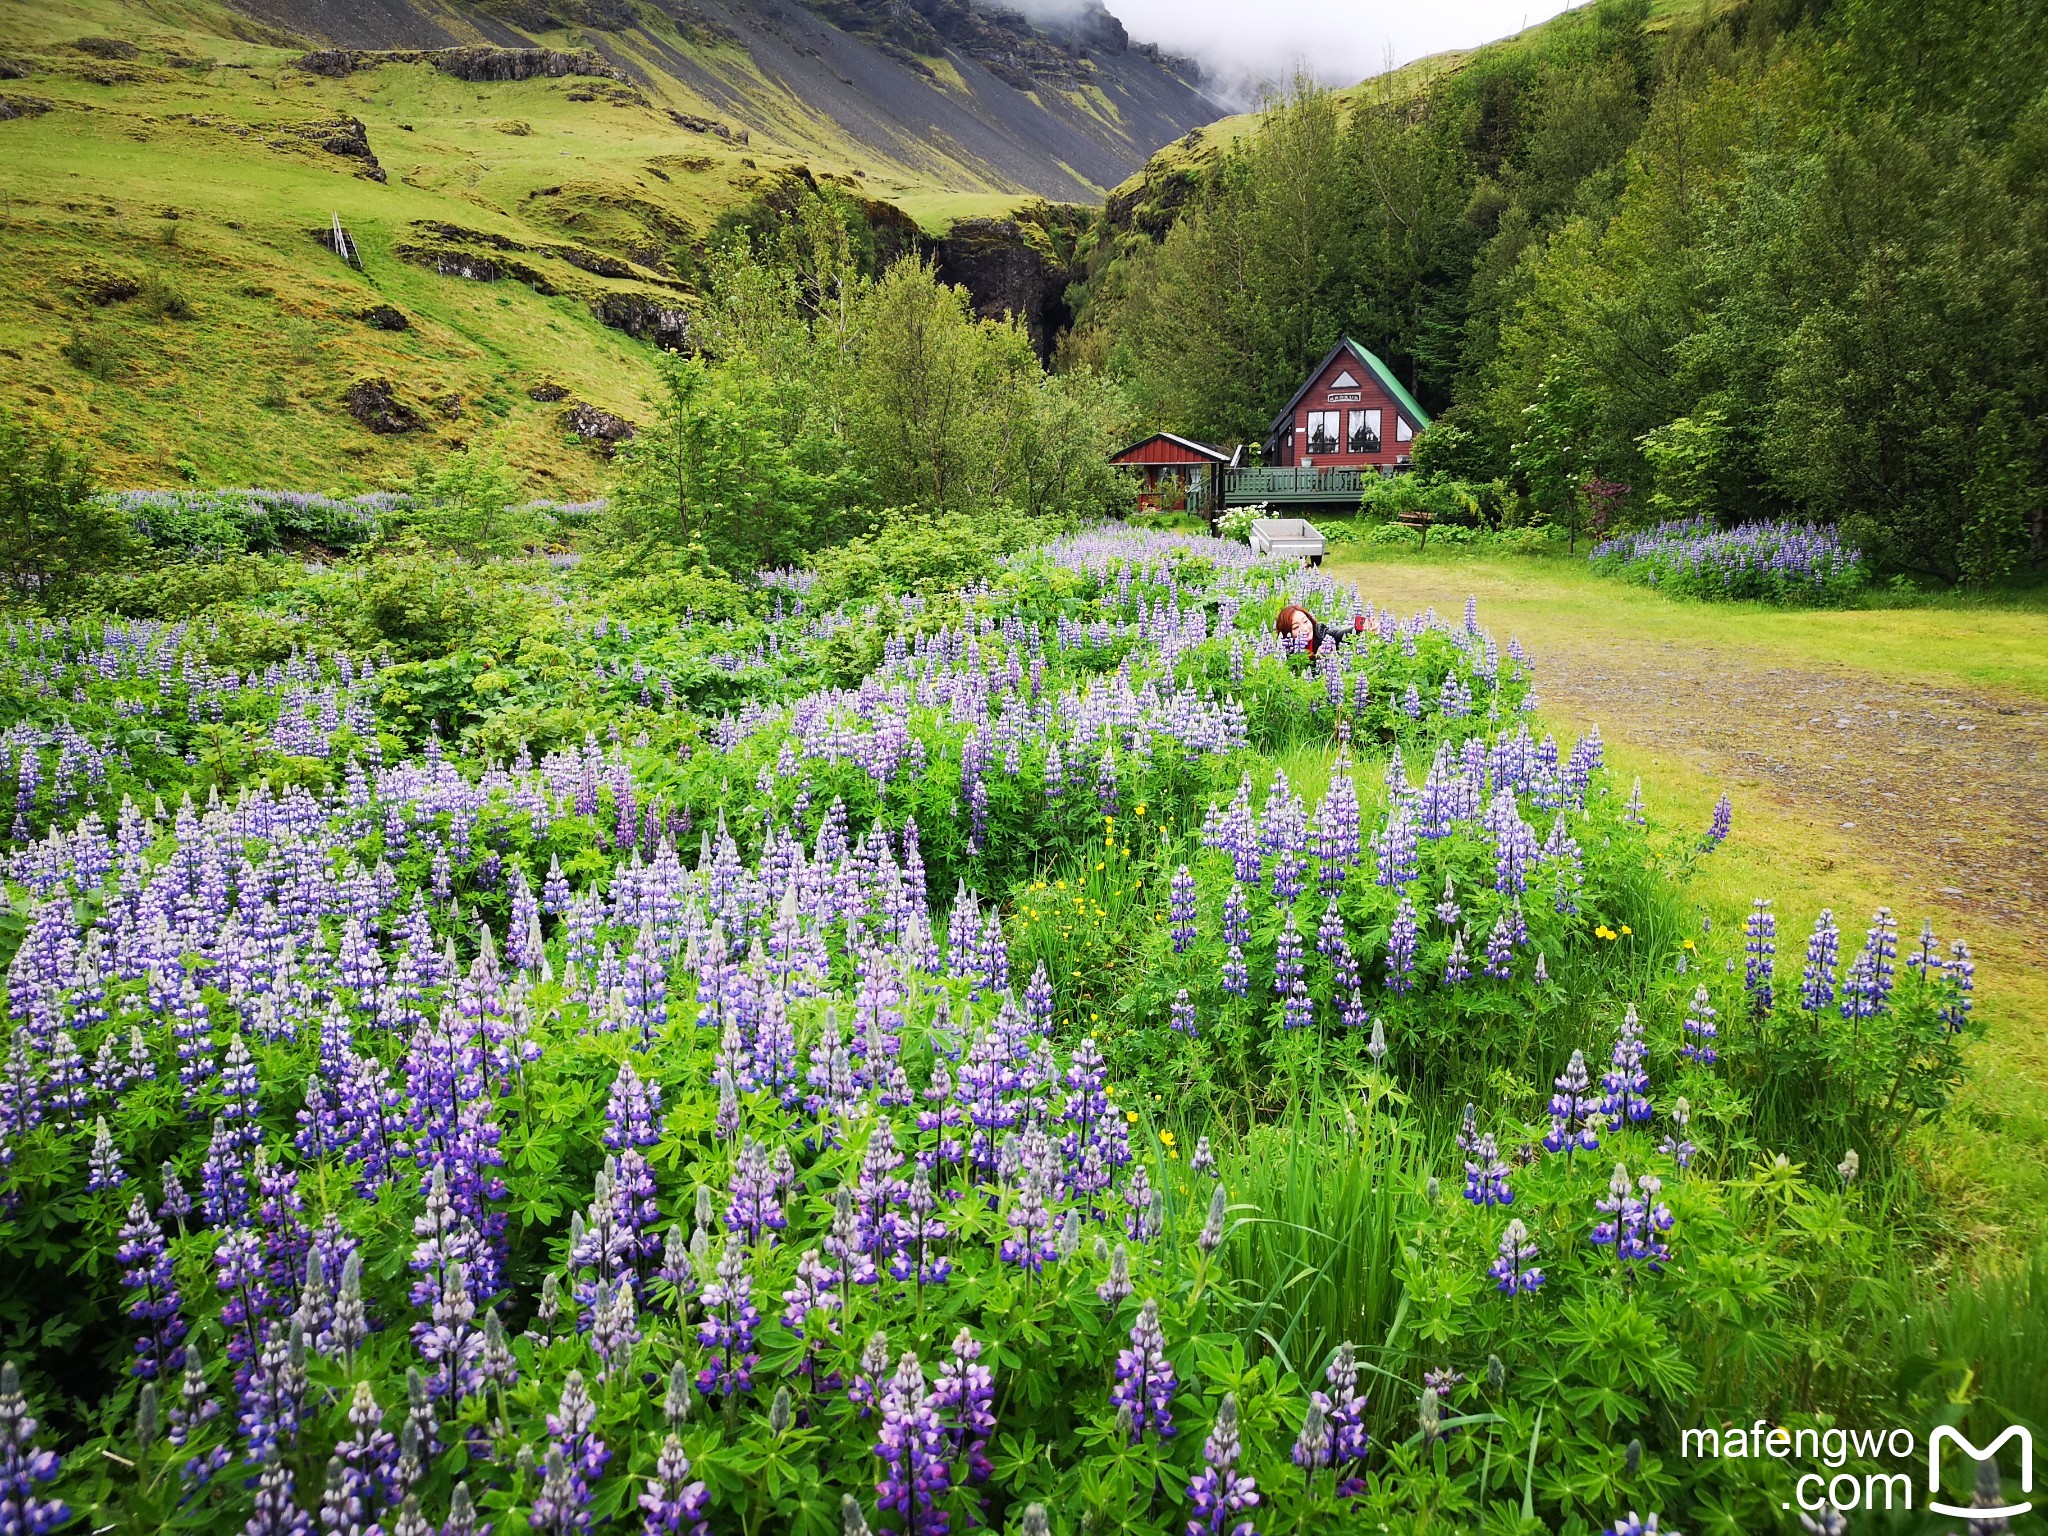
[0,411,132,596]
[59,327,119,379]
[135,274,192,319]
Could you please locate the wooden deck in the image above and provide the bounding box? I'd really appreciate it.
[1223,466,1368,506]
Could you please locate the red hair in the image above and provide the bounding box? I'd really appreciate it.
[1276,605,1310,636]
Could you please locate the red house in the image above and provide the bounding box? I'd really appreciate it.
[1263,337,1430,469]
[1106,432,1233,513]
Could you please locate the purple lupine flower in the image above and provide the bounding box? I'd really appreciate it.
[1110,1298,1177,1444]
[696,1234,758,1398]
[534,1371,607,1534]
[1001,1150,1058,1276]
[1801,909,1839,1011]
[331,1379,397,1526]
[199,1116,249,1227]
[236,1318,307,1464]
[1384,897,1418,994]
[604,1062,661,1152]
[1623,778,1646,825]
[87,1114,125,1191]
[1542,1051,1600,1156]
[409,1166,485,1402]
[1743,899,1775,1016]
[1599,1005,1652,1125]
[1321,1342,1369,1474]
[1170,989,1196,1038]
[590,1275,641,1381]
[1292,1397,1331,1473]
[1680,986,1718,1065]
[1097,1243,1132,1306]
[1706,793,1732,848]
[1273,910,1303,995]
[1221,945,1248,997]
[214,1227,274,1381]
[1600,1515,1672,1536]
[874,1352,950,1536]
[930,1328,995,1488]
[1463,1132,1513,1208]
[892,1167,950,1289]
[118,1194,186,1381]
[726,1138,786,1244]
[0,1362,67,1536]
[1433,875,1460,928]
[639,1434,710,1536]
[1442,933,1471,987]
[1659,1097,1697,1170]
[1482,913,1513,980]
[1186,1393,1259,1536]
[244,1456,311,1536]
[158,1163,192,1235]
[1590,1164,1674,1273]
[1373,809,1418,889]
[1221,883,1249,947]
[1170,866,1197,953]
[1490,1218,1544,1295]
[1942,939,1974,1032]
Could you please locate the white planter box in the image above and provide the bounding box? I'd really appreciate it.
[1248,517,1326,563]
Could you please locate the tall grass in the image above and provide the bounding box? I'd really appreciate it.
[1202,1098,1421,1386]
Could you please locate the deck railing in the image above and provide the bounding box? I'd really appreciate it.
[1223,466,1368,504]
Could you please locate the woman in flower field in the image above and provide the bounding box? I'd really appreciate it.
[0,528,1986,1535]
[1272,603,1338,658]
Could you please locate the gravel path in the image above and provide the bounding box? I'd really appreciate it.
[1526,639,2048,936]
[1346,567,2048,946]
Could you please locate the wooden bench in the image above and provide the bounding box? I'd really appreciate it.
[1396,508,1434,549]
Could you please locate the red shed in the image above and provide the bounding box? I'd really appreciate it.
[1107,432,1233,513]
[1263,338,1430,469]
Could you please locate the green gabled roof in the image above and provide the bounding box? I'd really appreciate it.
[1266,336,1433,435]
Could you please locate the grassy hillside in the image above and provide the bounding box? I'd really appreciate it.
[0,0,1215,490]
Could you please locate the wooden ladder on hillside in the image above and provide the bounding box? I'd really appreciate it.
[329,212,361,270]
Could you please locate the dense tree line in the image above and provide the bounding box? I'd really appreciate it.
[1079,0,2048,583]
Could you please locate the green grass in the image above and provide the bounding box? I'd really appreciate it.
[1329,548,2048,1261]
[1333,546,2048,700]
[0,0,1098,489]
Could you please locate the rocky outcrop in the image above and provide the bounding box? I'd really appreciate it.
[312,116,386,181]
[0,95,51,121]
[343,379,423,434]
[589,292,688,351]
[71,37,139,60]
[295,47,626,83]
[561,401,635,455]
[359,305,409,331]
[528,380,569,402]
[665,109,747,146]
[933,217,1069,359]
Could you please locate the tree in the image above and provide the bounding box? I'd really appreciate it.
[605,355,850,573]
[413,445,534,561]
[1638,412,1729,523]
[0,411,131,598]
[849,260,990,512]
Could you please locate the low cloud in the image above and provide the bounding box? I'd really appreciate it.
[1102,0,1581,107]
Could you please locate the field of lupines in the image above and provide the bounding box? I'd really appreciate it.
[0,527,1998,1536]
[1588,520,1869,607]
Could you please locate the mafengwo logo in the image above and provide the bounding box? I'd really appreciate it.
[1929,1425,2033,1521]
